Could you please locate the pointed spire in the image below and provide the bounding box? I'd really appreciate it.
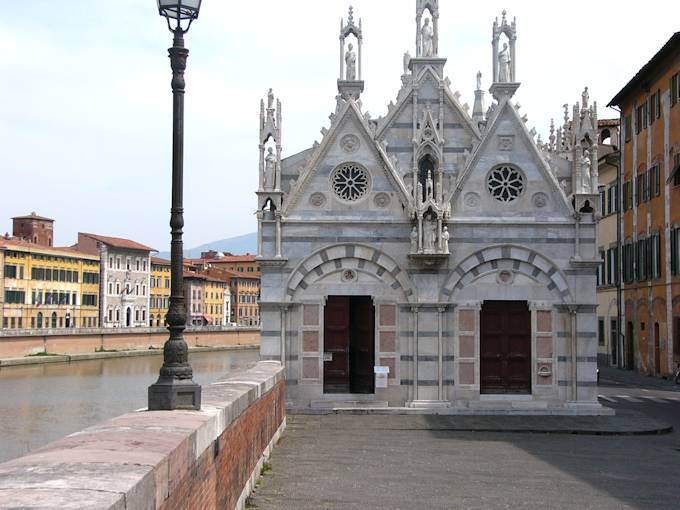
[472,71,486,124]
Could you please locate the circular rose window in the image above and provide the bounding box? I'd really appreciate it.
[331,163,370,202]
[487,165,525,203]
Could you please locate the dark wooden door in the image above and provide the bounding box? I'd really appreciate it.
[350,296,375,394]
[480,301,531,394]
[323,296,351,393]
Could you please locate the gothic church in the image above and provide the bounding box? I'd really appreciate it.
[256,2,604,413]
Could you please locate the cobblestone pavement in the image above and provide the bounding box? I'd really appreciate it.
[250,413,679,510]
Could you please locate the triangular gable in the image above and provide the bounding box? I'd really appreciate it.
[283,100,411,216]
[453,97,572,214]
[376,66,482,142]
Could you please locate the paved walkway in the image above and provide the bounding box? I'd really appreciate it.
[250,412,677,510]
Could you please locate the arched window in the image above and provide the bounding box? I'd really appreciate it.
[37,312,43,329]
[51,312,57,329]
[116,282,121,294]
[126,307,132,327]
[418,154,437,202]
[115,308,120,322]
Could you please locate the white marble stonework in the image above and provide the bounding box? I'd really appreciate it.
[255,3,603,413]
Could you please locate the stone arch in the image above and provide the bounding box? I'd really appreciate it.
[285,243,416,303]
[441,244,573,302]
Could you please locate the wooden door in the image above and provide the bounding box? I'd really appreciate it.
[350,296,375,394]
[323,296,350,393]
[480,301,531,394]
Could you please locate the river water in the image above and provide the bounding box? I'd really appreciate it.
[0,349,260,463]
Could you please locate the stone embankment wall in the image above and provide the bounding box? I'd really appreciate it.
[0,327,260,359]
[0,361,285,510]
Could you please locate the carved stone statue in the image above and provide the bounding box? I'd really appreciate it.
[345,43,357,81]
[264,147,276,190]
[421,18,434,57]
[582,86,589,109]
[426,171,434,201]
[403,52,411,75]
[267,88,274,109]
[476,71,482,90]
[580,150,592,193]
[410,226,418,253]
[497,43,511,82]
[441,226,450,254]
[423,214,436,253]
[416,182,423,208]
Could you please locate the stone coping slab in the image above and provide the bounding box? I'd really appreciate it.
[289,409,671,435]
[0,361,284,510]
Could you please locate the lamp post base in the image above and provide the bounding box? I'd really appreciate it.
[148,378,202,411]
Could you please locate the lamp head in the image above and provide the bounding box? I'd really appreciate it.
[157,0,202,33]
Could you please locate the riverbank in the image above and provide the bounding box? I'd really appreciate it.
[0,344,259,368]
[0,326,259,358]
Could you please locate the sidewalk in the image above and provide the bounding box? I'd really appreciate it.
[599,364,680,391]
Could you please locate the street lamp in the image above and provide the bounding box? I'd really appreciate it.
[148,0,203,411]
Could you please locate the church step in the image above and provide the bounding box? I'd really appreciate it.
[310,400,389,410]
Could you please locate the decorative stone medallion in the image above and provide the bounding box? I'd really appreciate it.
[340,134,360,154]
[341,269,357,282]
[532,192,548,208]
[487,165,525,203]
[496,269,515,285]
[331,162,370,202]
[464,192,480,208]
[374,192,391,208]
[309,192,326,208]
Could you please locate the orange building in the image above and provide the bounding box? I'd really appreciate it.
[608,32,680,376]
[196,252,260,277]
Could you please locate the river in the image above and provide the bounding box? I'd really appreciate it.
[0,349,260,463]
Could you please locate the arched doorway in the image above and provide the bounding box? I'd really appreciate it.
[126,307,132,327]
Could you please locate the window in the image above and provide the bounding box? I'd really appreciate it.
[108,308,113,322]
[599,188,606,213]
[651,232,661,279]
[637,237,647,281]
[331,162,371,202]
[109,256,114,268]
[4,290,25,304]
[116,257,121,269]
[624,114,632,142]
[143,260,147,271]
[655,89,661,120]
[672,73,679,108]
[635,104,643,134]
[673,153,680,187]
[136,259,140,271]
[648,165,660,198]
[487,165,525,203]
[672,226,680,275]
[126,258,131,271]
[82,294,97,306]
[4,265,17,279]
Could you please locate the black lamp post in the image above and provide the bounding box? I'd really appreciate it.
[148,0,202,411]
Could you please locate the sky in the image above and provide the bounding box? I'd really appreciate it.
[0,0,676,251]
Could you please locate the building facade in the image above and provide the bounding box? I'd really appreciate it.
[76,233,153,329]
[596,143,621,366]
[257,3,602,411]
[150,257,171,327]
[0,238,100,330]
[11,212,55,247]
[608,32,680,376]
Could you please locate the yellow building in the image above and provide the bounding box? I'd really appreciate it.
[150,257,171,327]
[204,277,227,326]
[0,238,100,330]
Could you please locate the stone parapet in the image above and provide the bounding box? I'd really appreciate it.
[0,361,286,510]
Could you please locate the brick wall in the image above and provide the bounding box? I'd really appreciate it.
[0,361,285,510]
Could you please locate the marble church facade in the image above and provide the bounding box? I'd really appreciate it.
[256,2,605,413]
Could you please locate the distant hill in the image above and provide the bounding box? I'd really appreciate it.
[157,232,257,259]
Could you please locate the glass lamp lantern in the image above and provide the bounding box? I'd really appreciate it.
[157,0,202,32]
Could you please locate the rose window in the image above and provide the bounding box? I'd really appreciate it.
[487,165,524,202]
[331,163,369,202]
